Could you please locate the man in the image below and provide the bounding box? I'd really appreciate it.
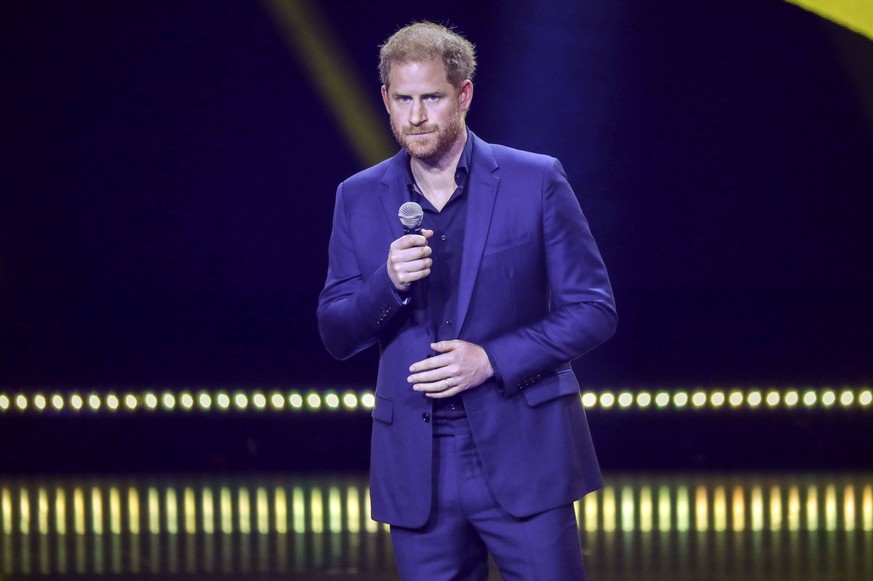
[318,21,616,580]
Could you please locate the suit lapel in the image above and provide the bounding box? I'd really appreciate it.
[456,133,499,336]
[379,149,410,241]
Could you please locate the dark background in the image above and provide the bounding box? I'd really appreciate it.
[1,1,871,470]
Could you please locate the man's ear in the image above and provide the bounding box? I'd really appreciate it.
[381,85,391,114]
[458,80,474,113]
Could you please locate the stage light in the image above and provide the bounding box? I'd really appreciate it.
[747,391,762,407]
[51,394,64,411]
[859,391,872,407]
[710,391,725,407]
[70,394,84,411]
[766,391,780,407]
[252,392,267,410]
[233,392,248,410]
[216,393,231,410]
[306,393,322,410]
[144,393,158,410]
[803,391,817,407]
[342,392,358,409]
[728,391,744,407]
[271,392,285,409]
[0,395,9,411]
[636,392,652,408]
[784,391,800,407]
[180,392,194,410]
[198,392,212,410]
[106,394,119,411]
[124,394,138,410]
[360,393,375,409]
[691,391,707,408]
[88,394,101,411]
[34,394,47,411]
[289,393,303,409]
[618,392,634,408]
[840,390,855,406]
[599,392,615,408]
[822,391,836,407]
[581,392,597,407]
[673,392,689,408]
[325,392,340,410]
[15,395,27,411]
[655,392,670,408]
[161,392,176,410]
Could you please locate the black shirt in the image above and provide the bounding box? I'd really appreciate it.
[406,135,474,420]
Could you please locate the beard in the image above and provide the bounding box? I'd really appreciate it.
[390,108,465,163]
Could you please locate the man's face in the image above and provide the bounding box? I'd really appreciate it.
[381,59,472,163]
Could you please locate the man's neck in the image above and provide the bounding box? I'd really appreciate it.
[410,130,467,211]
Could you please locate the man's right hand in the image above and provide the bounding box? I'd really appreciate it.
[387,229,434,292]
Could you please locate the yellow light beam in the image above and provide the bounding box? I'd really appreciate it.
[262,0,395,167]
[785,0,873,41]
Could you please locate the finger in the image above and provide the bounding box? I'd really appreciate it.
[409,353,451,374]
[430,340,460,353]
[414,377,459,394]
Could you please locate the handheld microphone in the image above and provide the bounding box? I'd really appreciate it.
[397,202,427,323]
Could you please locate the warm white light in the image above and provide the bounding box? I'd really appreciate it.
[710,391,725,407]
[581,392,597,407]
[252,393,267,410]
[51,394,64,410]
[70,394,84,411]
[307,393,322,409]
[162,392,176,410]
[729,391,744,407]
[803,391,817,407]
[636,392,652,408]
[691,392,707,407]
[617,392,634,408]
[271,392,285,409]
[88,394,101,411]
[216,393,231,409]
[599,392,615,408]
[655,392,670,408]
[673,392,689,408]
[34,394,47,411]
[766,391,780,407]
[289,393,304,409]
[197,392,212,409]
[360,393,375,409]
[784,391,800,407]
[234,393,248,409]
[342,393,358,409]
[859,391,872,406]
[821,391,836,407]
[325,393,340,409]
[105,394,119,411]
[124,394,138,410]
[144,393,158,410]
[180,392,194,410]
[0,395,9,411]
[747,391,762,407]
[15,395,27,411]
[840,391,854,406]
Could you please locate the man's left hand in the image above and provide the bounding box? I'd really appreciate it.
[408,340,494,398]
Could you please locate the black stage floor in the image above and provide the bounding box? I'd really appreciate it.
[1,471,870,580]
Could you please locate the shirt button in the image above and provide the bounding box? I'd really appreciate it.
[421,413,431,423]
[440,234,448,241]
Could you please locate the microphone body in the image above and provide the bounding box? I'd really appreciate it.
[397,202,428,324]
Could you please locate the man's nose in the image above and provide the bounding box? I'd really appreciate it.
[410,99,427,125]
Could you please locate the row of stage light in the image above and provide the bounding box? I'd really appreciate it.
[0,387,871,415]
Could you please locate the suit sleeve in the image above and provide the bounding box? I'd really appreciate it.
[483,158,617,396]
[317,183,408,360]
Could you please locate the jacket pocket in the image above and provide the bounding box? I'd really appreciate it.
[372,394,394,424]
[483,232,531,256]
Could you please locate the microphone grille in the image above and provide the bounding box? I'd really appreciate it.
[398,201,424,229]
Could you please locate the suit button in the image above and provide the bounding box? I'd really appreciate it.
[421,413,430,423]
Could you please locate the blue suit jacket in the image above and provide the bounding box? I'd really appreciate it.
[318,131,617,527]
